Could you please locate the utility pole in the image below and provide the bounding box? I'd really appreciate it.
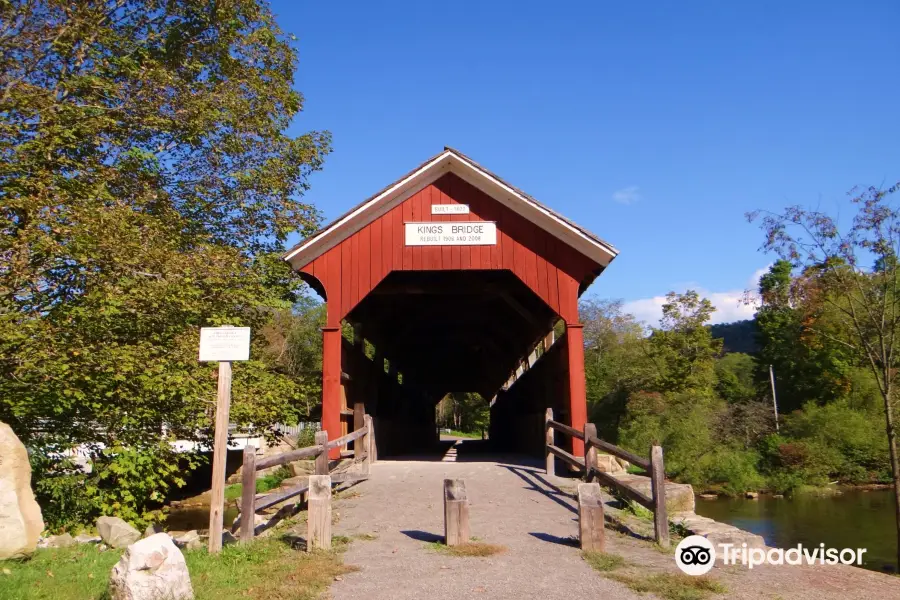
[769,364,779,432]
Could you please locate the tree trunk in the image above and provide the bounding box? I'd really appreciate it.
[882,380,900,571]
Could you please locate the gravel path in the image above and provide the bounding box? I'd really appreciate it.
[329,442,900,600]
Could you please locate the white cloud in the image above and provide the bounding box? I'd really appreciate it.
[612,185,641,205]
[621,266,770,327]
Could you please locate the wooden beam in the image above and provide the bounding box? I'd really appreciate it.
[239,447,256,544]
[650,445,669,548]
[443,479,470,547]
[306,475,332,551]
[545,408,554,476]
[577,483,605,552]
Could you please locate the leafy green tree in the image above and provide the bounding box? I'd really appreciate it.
[754,261,850,412]
[580,298,652,439]
[749,181,900,567]
[0,0,329,527]
[645,291,722,393]
[714,352,758,404]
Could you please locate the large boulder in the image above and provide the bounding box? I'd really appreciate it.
[97,516,141,549]
[109,533,193,600]
[0,421,45,560]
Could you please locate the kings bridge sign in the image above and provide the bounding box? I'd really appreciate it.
[404,221,497,246]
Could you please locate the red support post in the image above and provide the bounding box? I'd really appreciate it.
[321,326,342,459]
[566,322,587,457]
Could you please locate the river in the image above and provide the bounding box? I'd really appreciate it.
[694,488,897,574]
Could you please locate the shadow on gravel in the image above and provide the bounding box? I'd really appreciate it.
[504,466,578,515]
[529,532,579,547]
[401,530,443,543]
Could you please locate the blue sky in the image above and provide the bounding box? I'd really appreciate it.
[274,1,900,325]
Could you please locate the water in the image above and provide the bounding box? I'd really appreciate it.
[165,505,239,532]
[694,488,897,574]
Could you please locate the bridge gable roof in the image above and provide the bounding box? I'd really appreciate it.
[283,147,618,271]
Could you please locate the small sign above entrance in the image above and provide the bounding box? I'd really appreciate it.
[405,222,497,246]
[431,204,469,215]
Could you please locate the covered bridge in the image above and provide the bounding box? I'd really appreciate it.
[283,148,618,459]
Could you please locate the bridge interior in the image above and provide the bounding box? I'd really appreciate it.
[339,270,571,457]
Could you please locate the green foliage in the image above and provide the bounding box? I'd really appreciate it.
[710,319,758,354]
[0,0,329,530]
[714,353,757,404]
[582,551,626,572]
[436,392,489,434]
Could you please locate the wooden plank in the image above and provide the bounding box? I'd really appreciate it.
[307,475,332,551]
[362,414,373,474]
[443,478,470,546]
[402,195,413,270]
[586,436,650,471]
[547,419,585,441]
[207,361,232,554]
[650,445,669,548]
[382,211,394,274]
[240,446,256,543]
[591,468,653,509]
[371,215,383,286]
[359,223,371,300]
[392,204,403,271]
[545,408,554,476]
[327,425,368,449]
[577,482,605,552]
[254,482,310,513]
[326,247,342,324]
[341,239,352,318]
[254,444,322,470]
[547,444,585,471]
[315,430,329,475]
[351,233,360,309]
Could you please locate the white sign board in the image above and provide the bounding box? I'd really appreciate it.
[199,327,251,362]
[405,222,497,246]
[431,204,470,215]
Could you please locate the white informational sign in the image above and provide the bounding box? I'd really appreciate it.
[199,327,251,362]
[404,222,497,246]
[431,204,470,215]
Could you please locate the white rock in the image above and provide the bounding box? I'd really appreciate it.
[108,533,193,600]
[97,516,141,549]
[0,422,45,560]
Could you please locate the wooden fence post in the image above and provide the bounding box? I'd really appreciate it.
[315,430,329,475]
[307,475,332,551]
[583,423,598,482]
[443,479,470,546]
[369,416,377,463]
[577,482,605,552]
[362,414,373,474]
[545,408,554,476]
[650,445,669,548]
[240,446,256,543]
[207,360,232,554]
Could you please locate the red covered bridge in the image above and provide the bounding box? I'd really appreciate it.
[283,148,618,459]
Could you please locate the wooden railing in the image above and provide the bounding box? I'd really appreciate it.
[235,414,375,544]
[544,408,669,547]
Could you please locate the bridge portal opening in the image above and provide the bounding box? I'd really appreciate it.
[284,148,618,460]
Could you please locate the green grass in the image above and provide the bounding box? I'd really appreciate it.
[2,535,354,600]
[445,430,482,439]
[582,551,626,572]
[425,540,506,557]
[606,572,727,600]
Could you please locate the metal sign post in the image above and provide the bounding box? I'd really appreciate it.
[199,326,250,553]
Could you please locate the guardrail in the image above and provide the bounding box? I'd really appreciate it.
[235,414,374,544]
[544,408,669,547]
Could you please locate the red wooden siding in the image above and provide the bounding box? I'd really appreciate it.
[300,173,599,327]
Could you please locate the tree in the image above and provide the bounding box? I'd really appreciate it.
[0,0,330,527]
[754,261,850,412]
[645,291,722,394]
[749,181,900,567]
